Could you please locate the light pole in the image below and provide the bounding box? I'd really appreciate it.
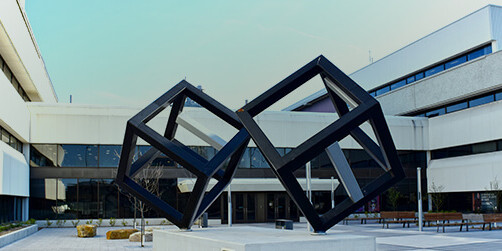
[417,167,423,232]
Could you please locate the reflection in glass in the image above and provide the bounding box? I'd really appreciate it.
[61,145,98,167]
[446,102,468,113]
[445,56,467,69]
[390,80,405,90]
[250,148,269,168]
[424,64,444,77]
[30,144,59,167]
[99,145,121,167]
[59,179,78,219]
[239,148,251,168]
[469,95,494,108]
[78,179,98,219]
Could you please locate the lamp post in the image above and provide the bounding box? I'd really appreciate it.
[417,167,423,232]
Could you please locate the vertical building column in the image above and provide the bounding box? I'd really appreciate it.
[22,197,29,221]
[426,151,432,212]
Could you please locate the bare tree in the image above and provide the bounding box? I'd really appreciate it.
[430,181,445,212]
[115,150,163,247]
[486,177,502,212]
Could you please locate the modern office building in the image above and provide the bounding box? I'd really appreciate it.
[0,2,500,224]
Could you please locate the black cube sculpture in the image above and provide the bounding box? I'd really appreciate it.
[236,55,405,233]
[116,80,250,230]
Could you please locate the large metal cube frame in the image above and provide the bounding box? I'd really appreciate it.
[116,80,250,230]
[236,55,405,233]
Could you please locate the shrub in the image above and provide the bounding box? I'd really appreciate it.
[45,219,52,227]
[109,218,116,227]
[97,218,103,227]
[121,219,127,227]
[71,219,80,227]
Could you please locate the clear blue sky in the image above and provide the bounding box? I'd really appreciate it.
[26,0,502,110]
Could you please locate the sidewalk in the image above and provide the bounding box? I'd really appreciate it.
[2,222,502,250]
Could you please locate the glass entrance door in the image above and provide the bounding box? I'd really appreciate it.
[232,193,257,223]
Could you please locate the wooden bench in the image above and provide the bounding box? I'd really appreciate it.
[424,212,467,232]
[381,211,417,228]
[465,213,502,231]
[482,213,502,230]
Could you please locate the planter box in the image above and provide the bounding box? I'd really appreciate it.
[0,225,38,248]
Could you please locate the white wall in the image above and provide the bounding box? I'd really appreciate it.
[0,68,30,141]
[428,151,502,193]
[428,99,502,150]
[0,141,29,197]
[28,103,428,151]
[0,0,56,102]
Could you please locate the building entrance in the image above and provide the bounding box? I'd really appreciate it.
[222,192,299,223]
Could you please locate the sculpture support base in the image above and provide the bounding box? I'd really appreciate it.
[153,226,375,251]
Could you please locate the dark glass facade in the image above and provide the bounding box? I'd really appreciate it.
[29,143,427,221]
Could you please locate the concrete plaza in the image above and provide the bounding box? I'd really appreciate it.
[2,221,502,250]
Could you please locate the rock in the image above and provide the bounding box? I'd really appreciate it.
[76,224,97,238]
[106,229,138,239]
[145,227,160,232]
[129,231,153,242]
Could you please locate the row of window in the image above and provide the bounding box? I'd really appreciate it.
[30,144,425,171]
[409,90,502,118]
[368,44,492,97]
[431,139,502,160]
[29,178,178,220]
[1,126,23,153]
[0,54,30,101]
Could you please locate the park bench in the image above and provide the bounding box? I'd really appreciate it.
[275,219,293,230]
[381,211,416,228]
[424,212,467,232]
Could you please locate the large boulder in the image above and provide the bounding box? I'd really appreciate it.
[106,229,138,239]
[76,224,97,238]
[129,231,153,242]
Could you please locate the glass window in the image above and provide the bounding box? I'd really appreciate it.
[61,145,98,167]
[78,179,99,219]
[375,86,390,96]
[30,144,58,167]
[467,45,491,61]
[98,179,118,218]
[495,92,502,101]
[425,108,445,118]
[484,45,492,55]
[12,77,19,91]
[99,145,121,167]
[406,76,415,84]
[3,66,12,81]
[59,179,79,219]
[1,129,9,144]
[9,136,17,149]
[415,72,424,81]
[445,56,467,69]
[390,80,405,90]
[249,148,269,168]
[424,64,444,77]
[469,95,494,108]
[369,92,376,97]
[472,142,497,154]
[448,145,471,158]
[446,102,468,113]
[498,140,502,151]
[238,148,250,168]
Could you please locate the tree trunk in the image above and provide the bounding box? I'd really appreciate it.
[134,198,137,229]
[141,201,145,247]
